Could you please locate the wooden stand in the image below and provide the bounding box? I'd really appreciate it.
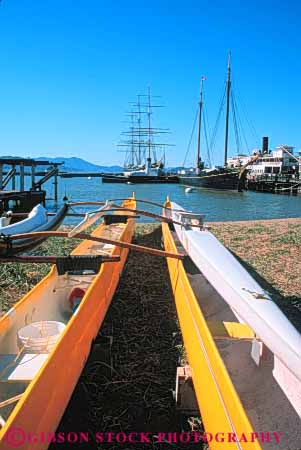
[175,366,199,416]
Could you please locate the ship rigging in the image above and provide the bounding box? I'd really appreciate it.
[180,52,259,191]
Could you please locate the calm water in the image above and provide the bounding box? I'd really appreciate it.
[44,177,301,224]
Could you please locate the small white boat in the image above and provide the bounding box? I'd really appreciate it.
[1,204,49,235]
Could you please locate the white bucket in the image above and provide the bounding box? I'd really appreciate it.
[17,321,66,353]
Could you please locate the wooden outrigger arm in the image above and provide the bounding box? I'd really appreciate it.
[68,202,112,237]
[108,198,184,210]
[67,201,108,207]
[76,207,202,229]
[62,201,201,229]
[8,231,185,260]
[68,199,186,212]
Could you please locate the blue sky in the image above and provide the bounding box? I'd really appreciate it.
[0,0,300,166]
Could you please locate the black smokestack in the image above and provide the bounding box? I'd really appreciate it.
[262,136,269,153]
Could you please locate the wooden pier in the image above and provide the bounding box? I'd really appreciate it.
[0,158,63,203]
[246,174,300,195]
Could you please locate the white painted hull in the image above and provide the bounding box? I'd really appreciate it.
[0,204,48,235]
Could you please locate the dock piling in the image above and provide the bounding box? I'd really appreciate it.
[12,165,16,190]
[0,164,3,190]
[31,165,35,188]
[20,163,25,192]
[54,168,58,202]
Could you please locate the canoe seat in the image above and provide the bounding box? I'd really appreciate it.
[175,211,205,227]
[0,354,48,382]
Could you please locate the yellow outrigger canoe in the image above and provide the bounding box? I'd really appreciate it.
[0,197,136,449]
[162,199,301,450]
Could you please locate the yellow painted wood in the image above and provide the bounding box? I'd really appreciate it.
[208,321,255,340]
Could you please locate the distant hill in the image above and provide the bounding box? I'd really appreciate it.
[35,157,123,173]
[0,156,123,173]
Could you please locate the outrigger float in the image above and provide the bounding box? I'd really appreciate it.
[0,204,68,257]
[162,199,301,450]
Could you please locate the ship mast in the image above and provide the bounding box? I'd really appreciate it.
[137,95,142,166]
[224,51,231,167]
[146,86,152,174]
[196,77,205,174]
[118,89,172,175]
[130,114,135,166]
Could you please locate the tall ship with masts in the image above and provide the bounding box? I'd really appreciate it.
[179,53,247,191]
[102,89,178,183]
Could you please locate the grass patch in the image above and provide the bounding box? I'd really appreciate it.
[0,232,79,314]
[210,218,301,331]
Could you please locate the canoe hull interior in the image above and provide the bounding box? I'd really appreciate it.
[0,198,136,449]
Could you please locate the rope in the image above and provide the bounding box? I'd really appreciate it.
[0,345,26,380]
[232,90,250,154]
[233,82,261,148]
[182,106,199,167]
[210,85,226,154]
[203,102,212,166]
[0,394,24,410]
[231,93,241,154]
